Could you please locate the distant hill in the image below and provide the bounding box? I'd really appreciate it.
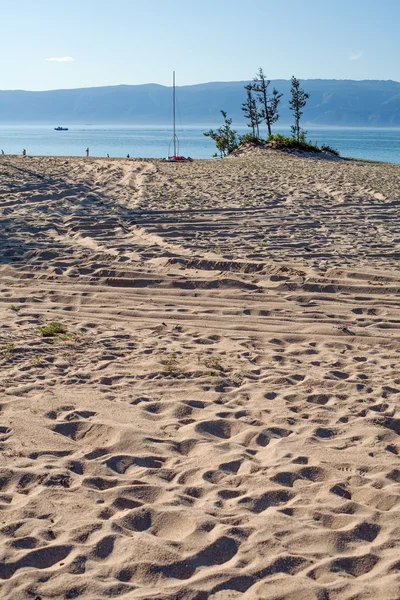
[0,79,399,126]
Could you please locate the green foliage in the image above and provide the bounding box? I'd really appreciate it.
[10,304,23,312]
[39,322,67,337]
[2,343,15,360]
[240,134,264,145]
[268,133,321,153]
[242,85,261,137]
[252,68,282,136]
[321,144,340,156]
[209,71,338,159]
[269,88,283,123]
[289,76,309,143]
[204,110,240,157]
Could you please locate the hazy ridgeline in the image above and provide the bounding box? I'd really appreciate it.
[0,79,400,126]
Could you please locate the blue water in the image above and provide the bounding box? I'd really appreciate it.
[0,124,399,164]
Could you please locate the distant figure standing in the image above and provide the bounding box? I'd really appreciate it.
[126,154,130,159]
[1,150,4,155]
[22,149,27,157]
[107,153,109,158]
[85,147,89,157]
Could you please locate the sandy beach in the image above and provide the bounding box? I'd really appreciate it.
[0,151,399,600]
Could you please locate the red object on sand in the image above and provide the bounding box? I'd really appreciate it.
[169,155,193,162]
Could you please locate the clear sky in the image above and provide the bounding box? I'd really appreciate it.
[0,0,399,90]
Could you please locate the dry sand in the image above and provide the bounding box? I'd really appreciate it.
[0,151,399,599]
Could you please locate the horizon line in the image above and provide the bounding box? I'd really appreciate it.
[1,77,399,94]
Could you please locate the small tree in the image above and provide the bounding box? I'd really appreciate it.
[204,110,239,157]
[269,87,283,129]
[289,76,309,142]
[242,84,261,138]
[252,67,282,136]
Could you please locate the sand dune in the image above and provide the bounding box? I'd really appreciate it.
[0,152,399,599]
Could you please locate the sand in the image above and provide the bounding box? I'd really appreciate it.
[0,151,399,600]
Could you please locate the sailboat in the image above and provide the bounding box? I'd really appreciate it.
[166,71,192,162]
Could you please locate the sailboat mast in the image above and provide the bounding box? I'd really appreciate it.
[173,71,176,156]
[167,70,179,159]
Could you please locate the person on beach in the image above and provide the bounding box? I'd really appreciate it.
[1,150,4,155]
[22,149,26,157]
[126,154,130,159]
[86,147,89,157]
[107,154,109,158]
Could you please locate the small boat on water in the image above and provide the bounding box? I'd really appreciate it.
[54,126,68,131]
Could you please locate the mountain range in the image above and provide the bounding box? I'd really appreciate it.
[0,79,399,126]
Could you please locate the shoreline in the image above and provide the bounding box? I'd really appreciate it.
[1,151,399,167]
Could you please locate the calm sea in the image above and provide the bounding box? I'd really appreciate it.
[0,125,399,164]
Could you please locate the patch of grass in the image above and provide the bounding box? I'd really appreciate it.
[10,305,23,313]
[39,322,67,338]
[162,353,186,375]
[59,333,82,345]
[320,144,340,156]
[268,133,322,153]
[32,354,43,366]
[203,354,225,371]
[163,353,179,374]
[240,134,264,145]
[2,343,15,360]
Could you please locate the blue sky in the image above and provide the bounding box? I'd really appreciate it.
[0,0,398,90]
